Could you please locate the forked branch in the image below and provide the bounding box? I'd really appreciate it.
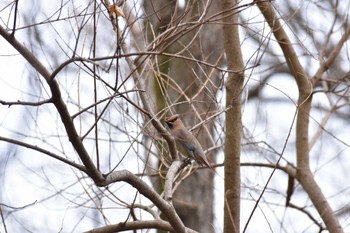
[255,1,343,232]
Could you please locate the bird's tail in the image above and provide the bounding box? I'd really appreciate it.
[196,156,224,179]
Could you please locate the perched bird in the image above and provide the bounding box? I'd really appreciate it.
[164,114,213,169]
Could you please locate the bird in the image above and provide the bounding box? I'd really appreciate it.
[164,114,213,169]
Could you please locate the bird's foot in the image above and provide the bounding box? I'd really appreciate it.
[183,157,192,165]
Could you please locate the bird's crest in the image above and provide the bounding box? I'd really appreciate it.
[165,115,179,124]
[164,114,180,129]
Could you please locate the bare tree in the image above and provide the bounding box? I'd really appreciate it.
[0,0,349,232]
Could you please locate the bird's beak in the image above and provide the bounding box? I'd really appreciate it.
[164,119,172,129]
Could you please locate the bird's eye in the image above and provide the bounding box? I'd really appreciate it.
[166,115,178,123]
[171,116,178,122]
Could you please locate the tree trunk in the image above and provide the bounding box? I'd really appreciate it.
[221,0,244,232]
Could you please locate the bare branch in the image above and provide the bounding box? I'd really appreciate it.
[164,160,183,203]
[313,26,350,84]
[0,135,87,173]
[288,203,326,231]
[85,219,198,233]
[101,170,187,233]
[0,99,51,106]
[255,1,344,232]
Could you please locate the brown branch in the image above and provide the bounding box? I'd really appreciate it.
[255,1,310,92]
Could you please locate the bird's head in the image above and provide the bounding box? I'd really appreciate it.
[164,114,180,129]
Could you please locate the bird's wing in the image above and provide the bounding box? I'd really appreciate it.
[180,141,196,155]
[173,129,194,155]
